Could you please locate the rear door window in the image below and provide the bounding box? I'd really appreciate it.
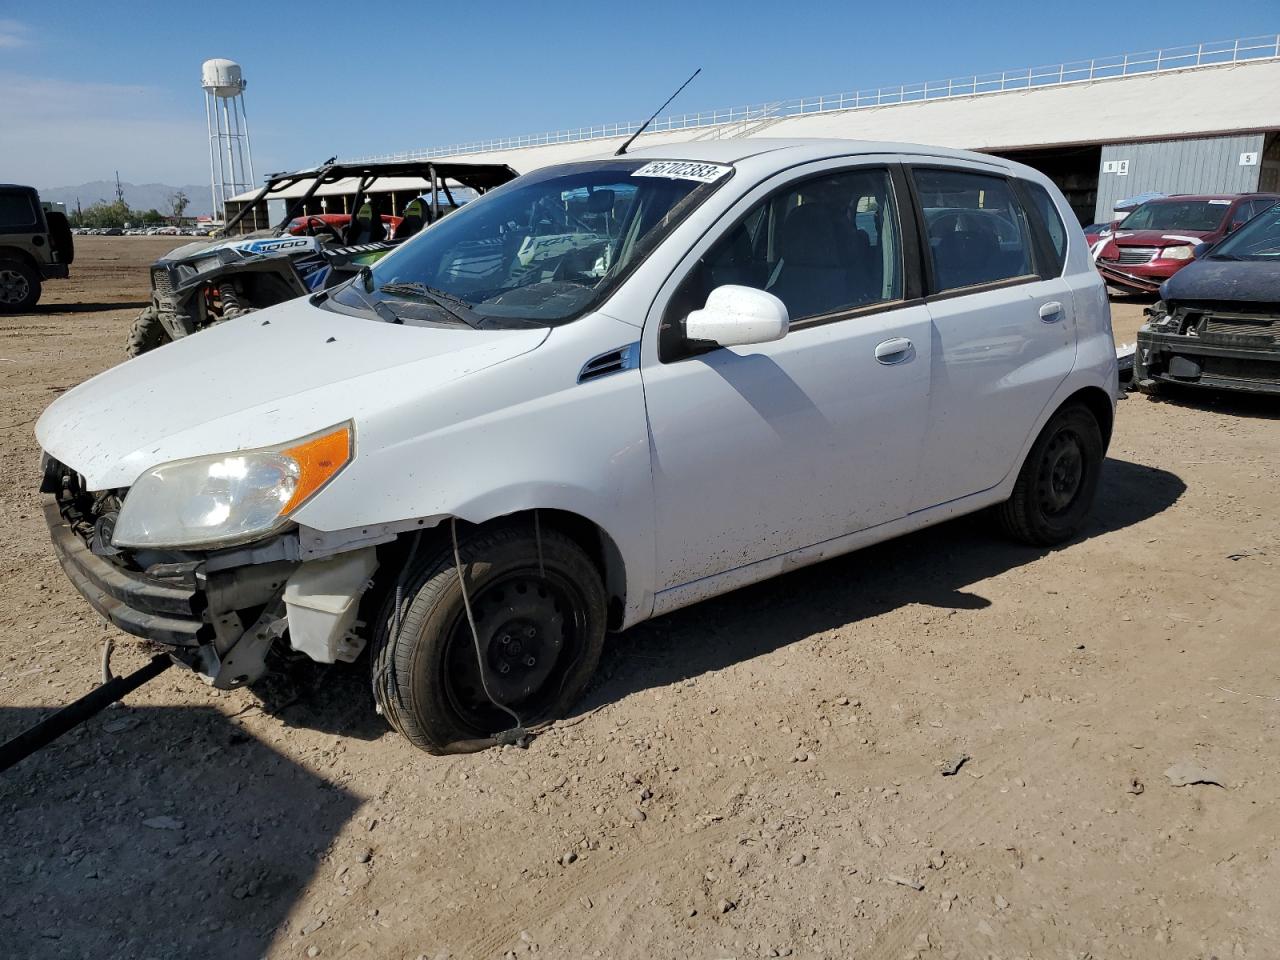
[914,168,1036,293]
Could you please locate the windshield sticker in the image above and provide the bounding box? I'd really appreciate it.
[1208,199,1231,204]
[631,160,731,183]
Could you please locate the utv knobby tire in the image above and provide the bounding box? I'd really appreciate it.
[997,402,1103,547]
[371,524,607,755]
[0,258,40,312]
[125,305,171,357]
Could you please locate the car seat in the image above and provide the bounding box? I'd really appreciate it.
[347,197,389,245]
[395,198,428,240]
[766,203,862,318]
[932,228,1001,290]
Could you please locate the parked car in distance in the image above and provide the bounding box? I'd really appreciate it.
[1136,199,1280,394]
[36,139,1117,754]
[0,183,74,311]
[1095,193,1280,294]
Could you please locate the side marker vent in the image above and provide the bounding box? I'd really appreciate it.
[578,343,639,383]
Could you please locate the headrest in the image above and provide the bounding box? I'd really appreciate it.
[587,189,615,215]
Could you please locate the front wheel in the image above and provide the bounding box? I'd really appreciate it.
[125,305,172,357]
[997,403,1103,546]
[371,524,607,754]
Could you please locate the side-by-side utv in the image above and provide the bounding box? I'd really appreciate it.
[127,160,517,356]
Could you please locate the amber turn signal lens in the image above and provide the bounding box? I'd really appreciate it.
[279,424,353,514]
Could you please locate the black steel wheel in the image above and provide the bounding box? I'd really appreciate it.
[371,524,607,754]
[998,402,1104,546]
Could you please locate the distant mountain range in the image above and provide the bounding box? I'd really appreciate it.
[36,181,213,217]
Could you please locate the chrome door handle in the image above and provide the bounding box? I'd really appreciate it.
[874,337,914,364]
[1039,301,1063,322]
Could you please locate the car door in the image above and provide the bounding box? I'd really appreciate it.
[908,164,1078,512]
[640,162,933,596]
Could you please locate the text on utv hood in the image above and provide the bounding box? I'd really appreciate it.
[35,296,548,490]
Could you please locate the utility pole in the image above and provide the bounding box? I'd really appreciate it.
[114,171,125,206]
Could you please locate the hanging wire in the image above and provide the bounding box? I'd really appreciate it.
[451,518,525,732]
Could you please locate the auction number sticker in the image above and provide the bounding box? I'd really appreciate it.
[631,160,732,183]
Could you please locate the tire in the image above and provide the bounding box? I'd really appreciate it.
[997,403,1104,546]
[125,305,172,357]
[371,524,607,754]
[0,258,40,312]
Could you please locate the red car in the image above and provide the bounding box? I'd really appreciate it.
[1095,193,1280,294]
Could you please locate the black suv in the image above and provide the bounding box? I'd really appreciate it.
[0,184,74,311]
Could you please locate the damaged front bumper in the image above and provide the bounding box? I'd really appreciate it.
[1096,261,1166,295]
[1135,308,1280,395]
[41,459,378,689]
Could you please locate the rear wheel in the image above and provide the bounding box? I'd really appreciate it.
[0,259,40,312]
[125,305,172,357]
[371,524,607,754]
[997,403,1103,546]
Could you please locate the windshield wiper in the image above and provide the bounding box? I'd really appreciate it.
[379,281,481,328]
[344,268,402,324]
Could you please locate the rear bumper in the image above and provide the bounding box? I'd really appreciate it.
[1135,329,1280,395]
[43,495,211,645]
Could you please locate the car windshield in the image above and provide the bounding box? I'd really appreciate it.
[1120,200,1228,233]
[329,159,732,327]
[1208,201,1280,259]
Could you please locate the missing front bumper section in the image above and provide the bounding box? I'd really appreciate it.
[42,485,379,689]
[1135,327,1280,395]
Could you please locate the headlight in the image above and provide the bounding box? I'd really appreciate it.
[1161,245,1194,261]
[112,423,353,549]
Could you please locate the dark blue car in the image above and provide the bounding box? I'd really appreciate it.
[1135,202,1280,395]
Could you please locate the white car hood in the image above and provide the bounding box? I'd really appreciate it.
[36,297,549,490]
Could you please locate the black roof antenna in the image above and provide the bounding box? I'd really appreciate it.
[615,68,702,156]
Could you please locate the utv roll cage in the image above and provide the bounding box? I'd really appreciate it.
[219,159,519,238]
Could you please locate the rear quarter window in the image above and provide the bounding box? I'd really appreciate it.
[0,192,39,229]
[1022,181,1068,273]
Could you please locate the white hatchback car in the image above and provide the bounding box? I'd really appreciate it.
[37,140,1116,753]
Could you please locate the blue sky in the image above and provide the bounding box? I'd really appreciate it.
[2,0,1277,187]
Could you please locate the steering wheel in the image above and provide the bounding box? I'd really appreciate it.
[301,216,341,243]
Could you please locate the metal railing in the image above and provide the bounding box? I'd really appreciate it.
[354,34,1280,162]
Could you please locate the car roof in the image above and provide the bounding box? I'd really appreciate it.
[1146,193,1280,203]
[620,137,1016,170]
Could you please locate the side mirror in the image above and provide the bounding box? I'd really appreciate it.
[1193,241,1213,258]
[685,285,789,348]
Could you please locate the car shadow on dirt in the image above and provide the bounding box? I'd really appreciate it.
[1141,387,1280,421]
[30,301,150,314]
[582,456,1186,708]
[0,705,359,959]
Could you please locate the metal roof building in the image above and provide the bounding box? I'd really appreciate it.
[346,35,1280,225]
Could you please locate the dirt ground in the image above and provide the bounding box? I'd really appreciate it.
[2,237,1278,960]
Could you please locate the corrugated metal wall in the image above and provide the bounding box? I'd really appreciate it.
[1094,134,1265,221]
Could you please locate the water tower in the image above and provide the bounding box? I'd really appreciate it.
[201,58,255,221]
